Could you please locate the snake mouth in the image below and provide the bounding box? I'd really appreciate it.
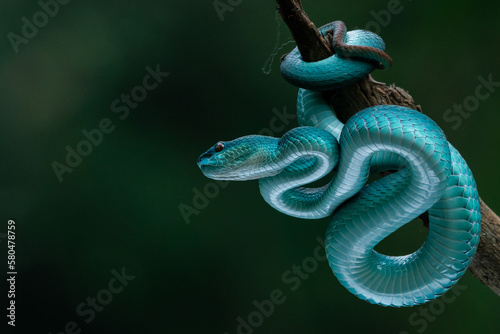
[197,148,254,167]
[197,158,223,178]
[198,164,218,177]
[198,164,243,181]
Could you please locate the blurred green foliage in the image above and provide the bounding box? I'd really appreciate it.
[1,0,499,333]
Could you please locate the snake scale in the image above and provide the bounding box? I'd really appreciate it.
[197,21,480,307]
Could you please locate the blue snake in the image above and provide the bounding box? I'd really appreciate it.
[197,21,480,307]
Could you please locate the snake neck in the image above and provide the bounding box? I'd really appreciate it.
[259,127,339,218]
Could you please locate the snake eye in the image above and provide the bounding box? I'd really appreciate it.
[215,142,224,153]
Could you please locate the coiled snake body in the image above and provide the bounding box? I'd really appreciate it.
[197,22,480,307]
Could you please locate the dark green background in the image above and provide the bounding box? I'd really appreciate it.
[1,0,499,333]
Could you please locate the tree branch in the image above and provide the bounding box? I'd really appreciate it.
[276,0,500,297]
[276,0,333,61]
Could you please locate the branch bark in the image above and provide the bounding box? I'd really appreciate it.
[276,0,500,296]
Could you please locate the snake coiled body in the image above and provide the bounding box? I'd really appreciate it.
[198,22,480,307]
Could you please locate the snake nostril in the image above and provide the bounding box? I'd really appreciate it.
[197,152,212,165]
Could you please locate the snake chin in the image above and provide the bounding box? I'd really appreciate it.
[198,164,232,180]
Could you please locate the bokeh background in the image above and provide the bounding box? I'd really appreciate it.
[1,0,500,333]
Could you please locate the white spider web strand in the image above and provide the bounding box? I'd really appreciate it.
[261,10,295,75]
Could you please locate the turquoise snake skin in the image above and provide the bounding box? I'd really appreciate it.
[197,22,480,307]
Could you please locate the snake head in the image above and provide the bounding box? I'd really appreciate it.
[197,135,279,181]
